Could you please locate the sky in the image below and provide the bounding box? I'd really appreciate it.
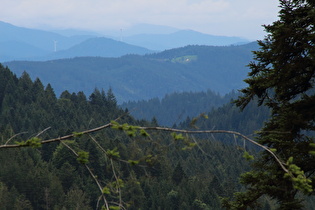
[1,0,280,40]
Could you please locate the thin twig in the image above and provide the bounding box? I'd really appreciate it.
[138,126,289,173]
[35,127,51,137]
[88,134,107,154]
[110,158,123,208]
[60,141,110,210]
[4,132,28,145]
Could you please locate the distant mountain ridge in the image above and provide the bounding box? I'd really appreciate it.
[123,30,249,51]
[0,21,250,62]
[41,37,154,60]
[0,21,153,61]
[0,21,92,51]
[0,40,49,61]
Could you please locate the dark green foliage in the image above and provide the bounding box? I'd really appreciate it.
[172,163,187,185]
[227,0,315,209]
[0,64,279,209]
[77,151,89,164]
[63,186,93,210]
[6,60,314,209]
[179,100,271,146]
[0,64,130,209]
[15,137,42,148]
[121,90,238,126]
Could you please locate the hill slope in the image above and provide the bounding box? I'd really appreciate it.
[4,42,258,102]
[43,37,154,60]
[121,90,239,126]
[0,21,93,51]
[0,21,152,61]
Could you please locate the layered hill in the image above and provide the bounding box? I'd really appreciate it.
[0,21,152,61]
[41,37,154,60]
[4,42,258,103]
[0,21,93,60]
[123,30,249,51]
[0,21,250,61]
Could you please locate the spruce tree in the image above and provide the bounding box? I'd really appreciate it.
[226,0,315,209]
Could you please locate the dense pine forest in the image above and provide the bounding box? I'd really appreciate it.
[121,90,239,126]
[0,63,275,209]
[4,58,314,209]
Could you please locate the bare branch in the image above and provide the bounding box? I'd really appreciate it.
[35,127,51,137]
[4,132,28,145]
[60,141,110,210]
[0,122,288,174]
[0,122,112,149]
[110,158,123,207]
[139,126,289,173]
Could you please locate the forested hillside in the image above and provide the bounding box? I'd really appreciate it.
[4,42,258,102]
[121,90,239,126]
[180,101,271,145]
[44,37,153,60]
[1,61,314,209]
[121,89,271,144]
[0,64,256,209]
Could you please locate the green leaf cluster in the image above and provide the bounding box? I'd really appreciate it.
[111,121,146,137]
[16,137,42,148]
[106,148,120,159]
[77,151,89,164]
[102,179,125,196]
[242,151,254,161]
[127,159,140,165]
[171,132,196,150]
[171,132,184,140]
[73,131,84,137]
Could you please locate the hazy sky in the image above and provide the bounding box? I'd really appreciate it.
[1,0,280,40]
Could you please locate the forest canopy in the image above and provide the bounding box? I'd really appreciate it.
[0,64,257,209]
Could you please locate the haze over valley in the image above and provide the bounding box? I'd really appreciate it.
[1,21,257,104]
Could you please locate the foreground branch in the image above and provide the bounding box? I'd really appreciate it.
[1,120,310,201]
[0,121,287,173]
[0,122,112,149]
[138,126,288,173]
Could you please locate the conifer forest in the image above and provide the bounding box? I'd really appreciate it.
[1,0,315,209]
